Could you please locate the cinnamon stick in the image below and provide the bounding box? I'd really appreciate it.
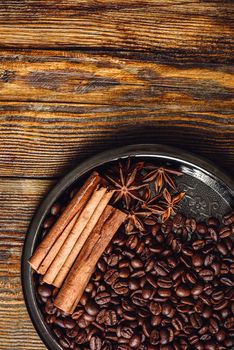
[54,206,126,313]
[53,190,114,288]
[29,171,100,271]
[43,187,107,285]
[37,211,80,275]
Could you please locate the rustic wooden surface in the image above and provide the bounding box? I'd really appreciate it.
[0,1,233,349]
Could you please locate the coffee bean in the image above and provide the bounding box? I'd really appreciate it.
[50,202,61,216]
[149,301,162,315]
[150,329,159,345]
[131,258,143,269]
[113,281,129,295]
[192,252,204,267]
[160,328,170,345]
[216,329,226,342]
[176,284,190,297]
[191,285,204,296]
[146,274,157,288]
[38,284,52,298]
[59,337,70,348]
[199,268,214,281]
[128,278,140,291]
[162,303,175,318]
[224,317,234,329]
[119,268,130,279]
[75,330,87,344]
[220,276,234,286]
[63,318,76,329]
[104,269,119,285]
[192,239,205,250]
[209,318,219,334]
[105,310,117,326]
[217,242,228,255]
[126,235,138,249]
[157,277,173,288]
[172,317,184,331]
[107,254,119,266]
[90,336,102,350]
[43,216,56,229]
[95,292,111,305]
[129,334,141,348]
[85,301,99,316]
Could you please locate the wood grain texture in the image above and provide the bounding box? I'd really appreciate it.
[0,178,54,349]
[0,0,233,62]
[0,50,233,104]
[0,101,233,178]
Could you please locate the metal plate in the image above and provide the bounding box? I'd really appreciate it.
[21,144,234,350]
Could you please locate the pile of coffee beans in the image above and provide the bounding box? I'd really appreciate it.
[35,206,234,350]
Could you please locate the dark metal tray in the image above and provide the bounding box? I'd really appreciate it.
[21,144,234,350]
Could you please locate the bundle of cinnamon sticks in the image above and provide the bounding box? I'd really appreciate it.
[29,172,126,314]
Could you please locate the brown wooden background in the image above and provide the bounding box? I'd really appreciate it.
[0,1,233,349]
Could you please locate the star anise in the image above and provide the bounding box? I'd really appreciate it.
[143,166,182,193]
[150,188,185,222]
[105,160,147,209]
[125,204,152,233]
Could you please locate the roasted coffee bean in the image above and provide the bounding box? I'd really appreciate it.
[157,277,173,288]
[95,292,111,305]
[107,254,119,266]
[38,284,52,298]
[150,329,159,345]
[128,278,140,291]
[119,268,130,279]
[146,274,157,288]
[129,335,141,348]
[217,242,228,255]
[43,216,56,229]
[199,268,214,281]
[85,301,99,316]
[192,252,204,267]
[191,284,204,296]
[220,276,234,286]
[75,330,87,344]
[172,317,184,331]
[149,301,162,315]
[176,284,191,297]
[192,239,205,250]
[104,310,117,326]
[59,337,70,349]
[113,281,129,295]
[160,328,170,345]
[50,202,61,216]
[90,335,102,350]
[104,269,119,285]
[224,317,234,329]
[158,288,171,297]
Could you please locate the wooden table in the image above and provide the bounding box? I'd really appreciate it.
[0,1,233,349]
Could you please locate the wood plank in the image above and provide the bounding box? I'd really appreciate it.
[0,1,233,61]
[0,50,233,105]
[0,178,54,231]
[0,100,233,178]
[0,178,55,349]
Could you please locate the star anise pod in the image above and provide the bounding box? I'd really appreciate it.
[125,204,152,233]
[143,166,182,193]
[105,160,147,209]
[150,188,185,223]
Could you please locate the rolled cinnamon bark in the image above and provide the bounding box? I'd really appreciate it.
[54,206,126,313]
[29,171,100,271]
[37,211,80,275]
[53,190,114,288]
[43,187,107,285]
